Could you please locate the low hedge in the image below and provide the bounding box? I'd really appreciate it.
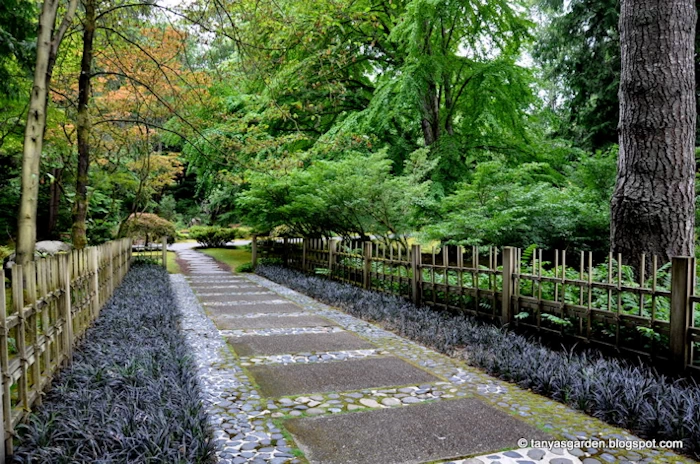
[12,264,214,463]
[189,226,240,248]
[256,264,700,459]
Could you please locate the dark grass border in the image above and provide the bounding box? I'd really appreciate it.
[11,264,214,464]
[256,264,700,459]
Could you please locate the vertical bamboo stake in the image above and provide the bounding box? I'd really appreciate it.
[37,260,50,388]
[59,254,73,363]
[92,248,100,318]
[363,242,372,289]
[587,252,593,341]
[302,238,308,273]
[11,265,28,416]
[670,256,694,371]
[161,236,168,270]
[501,247,516,325]
[0,268,8,457]
[328,239,337,279]
[251,235,258,268]
[24,262,40,407]
[411,244,422,306]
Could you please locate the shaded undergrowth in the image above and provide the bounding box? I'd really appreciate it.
[257,264,700,459]
[12,264,214,464]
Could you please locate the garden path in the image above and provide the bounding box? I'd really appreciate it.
[172,246,694,464]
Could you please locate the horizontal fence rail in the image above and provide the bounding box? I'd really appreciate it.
[255,237,699,373]
[0,238,133,457]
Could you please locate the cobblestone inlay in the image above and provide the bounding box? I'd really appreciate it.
[222,327,345,338]
[239,348,385,366]
[440,447,583,464]
[244,273,696,464]
[171,274,303,464]
[196,291,277,296]
[204,299,292,306]
[266,381,470,418]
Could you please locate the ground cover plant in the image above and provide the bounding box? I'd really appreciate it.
[256,264,700,459]
[11,264,214,463]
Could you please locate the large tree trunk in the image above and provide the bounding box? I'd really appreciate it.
[611,0,697,267]
[72,0,96,250]
[16,0,78,265]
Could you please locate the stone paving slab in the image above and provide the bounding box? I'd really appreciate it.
[199,293,280,303]
[213,315,337,330]
[228,331,373,356]
[248,356,438,397]
[204,303,304,316]
[285,398,550,464]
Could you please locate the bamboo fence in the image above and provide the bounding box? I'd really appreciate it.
[256,237,700,373]
[0,238,134,457]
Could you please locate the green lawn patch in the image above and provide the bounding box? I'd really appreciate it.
[199,247,251,272]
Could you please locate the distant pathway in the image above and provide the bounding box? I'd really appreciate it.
[170,246,694,464]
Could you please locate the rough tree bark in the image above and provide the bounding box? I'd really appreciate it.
[72,0,96,250]
[16,0,79,265]
[611,0,697,267]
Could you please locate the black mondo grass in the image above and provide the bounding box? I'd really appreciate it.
[256,264,700,459]
[11,264,214,464]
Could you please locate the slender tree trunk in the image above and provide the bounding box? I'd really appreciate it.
[72,0,96,250]
[16,0,78,265]
[611,0,697,267]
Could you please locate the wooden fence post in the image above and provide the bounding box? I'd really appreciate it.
[501,247,517,325]
[91,248,100,318]
[161,236,168,270]
[11,265,28,420]
[0,268,7,459]
[670,256,694,371]
[363,242,372,289]
[251,235,258,267]
[283,237,289,267]
[301,238,308,272]
[59,254,73,363]
[328,239,337,279]
[108,242,114,295]
[411,244,422,306]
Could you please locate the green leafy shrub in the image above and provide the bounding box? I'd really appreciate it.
[121,213,177,243]
[189,226,240,248]
[235,262,254,273]
[0,246,12,262]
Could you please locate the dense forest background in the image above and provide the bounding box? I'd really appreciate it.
[0,0,690,255]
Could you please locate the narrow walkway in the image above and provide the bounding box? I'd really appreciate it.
[172,247,694,464]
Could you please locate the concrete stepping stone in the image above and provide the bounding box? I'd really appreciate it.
[228,331,369,356]
[203,303,304,316]
[197,293,280,303]
[248,356,438,397]
[213,315,337,330]
[285,398,550,464]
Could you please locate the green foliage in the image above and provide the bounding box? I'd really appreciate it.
[238,150,434,240]
[121,213,177,243]
[0,0,36,97]
[235,262,254,273]
[0,245,11,261]
[533,0,620,150]
[422,157,612,251]
[189,226,239,248]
